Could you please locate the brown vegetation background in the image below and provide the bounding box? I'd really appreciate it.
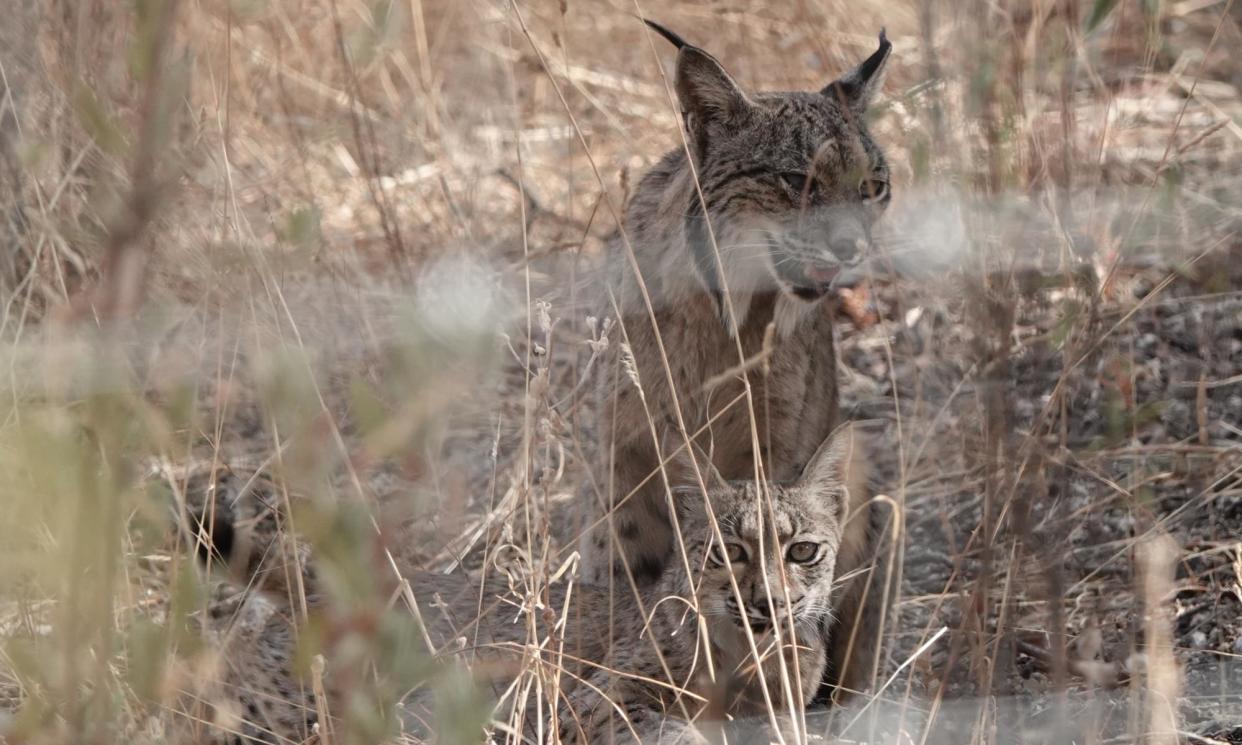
[0,0,1240,743]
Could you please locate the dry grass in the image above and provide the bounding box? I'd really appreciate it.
[1,0,1240,743]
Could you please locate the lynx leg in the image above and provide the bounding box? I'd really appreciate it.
[824,537,890,704]
[623,713,711,745]
[820,442,894,704]
[569,703,709,745]
[558,672,710,745]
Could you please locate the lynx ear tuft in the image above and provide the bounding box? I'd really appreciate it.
[642,19,690,50]
[822,29,892,112]
[796,422,857,496]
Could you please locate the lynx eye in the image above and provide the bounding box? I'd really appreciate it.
[786,541,822,564]
[709,542,747,566]
[781,172,810,194]
[859,178,890,203]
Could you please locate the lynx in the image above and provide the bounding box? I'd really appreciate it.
[580,21,894,701]
[190,426,865,744]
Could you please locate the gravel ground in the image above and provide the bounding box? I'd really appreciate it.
[834,240,1242,743]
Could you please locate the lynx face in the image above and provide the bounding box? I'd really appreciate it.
[650,22,893,302]
[696,482,842,634]
[668,425,860,635]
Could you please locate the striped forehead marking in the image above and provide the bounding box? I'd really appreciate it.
[731,484,796,540]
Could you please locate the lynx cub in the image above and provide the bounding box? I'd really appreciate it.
[582,21,893,700]
[407,424,864,740]
[195,426,865,743]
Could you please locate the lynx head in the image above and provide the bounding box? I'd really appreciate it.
[646,20,892,304]
[666,425,861,636]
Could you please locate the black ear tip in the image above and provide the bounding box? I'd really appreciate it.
[642,18,690,50]
[878,28,891,52]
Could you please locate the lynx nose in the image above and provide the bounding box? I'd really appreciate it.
[829,237,868,265]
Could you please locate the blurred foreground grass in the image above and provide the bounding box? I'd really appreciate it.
[0,0,1240,743]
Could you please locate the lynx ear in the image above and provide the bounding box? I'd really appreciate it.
[797,422,857,495]
[644,20,754,143]
[822,29,892,112]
